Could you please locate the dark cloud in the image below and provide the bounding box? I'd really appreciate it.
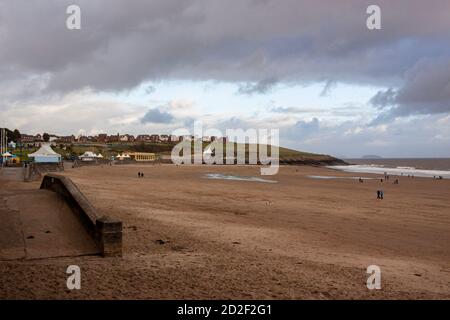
[1,0,450,99]
[370,57,450,122]
[1,0,450,124]
[320,80,337,97]
[237,77,278,95]
[370,88,397,109]
[141,109,174,124]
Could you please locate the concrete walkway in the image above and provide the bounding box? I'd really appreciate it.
[0,168,99,260]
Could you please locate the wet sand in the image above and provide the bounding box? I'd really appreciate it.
[1,164,449,299]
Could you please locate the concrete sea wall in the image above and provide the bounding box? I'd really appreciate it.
[40,174,122,257]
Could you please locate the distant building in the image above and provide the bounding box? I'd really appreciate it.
[181,135,192,141]
[119,134,135,142]
[129,152,156,162]
[107,134,120,143]
[119,135,128,142]
[97,134,107,143]
[150,134,160,142]
[160,135,169,142]
[169,135,179,143]
[21,134,35,143]
[57,135,76,143]
[136,134,151,142]
[49,134,59,142]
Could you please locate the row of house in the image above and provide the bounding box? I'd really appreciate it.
[68,134,228,143]
[17,133,228,145]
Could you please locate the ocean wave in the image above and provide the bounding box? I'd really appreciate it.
[327,165,450,178]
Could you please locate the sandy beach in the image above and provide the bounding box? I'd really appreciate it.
[1,164,449,299]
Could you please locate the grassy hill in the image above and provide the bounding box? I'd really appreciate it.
[13,141,345,166]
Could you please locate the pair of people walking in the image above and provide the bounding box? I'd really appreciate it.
[138,172,144,178]
[377,190,384,199]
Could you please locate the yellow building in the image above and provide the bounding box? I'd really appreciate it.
[129,152,156,162]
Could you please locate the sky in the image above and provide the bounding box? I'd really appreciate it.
[1,0,450,158]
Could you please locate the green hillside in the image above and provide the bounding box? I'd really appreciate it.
[12,141,345,166]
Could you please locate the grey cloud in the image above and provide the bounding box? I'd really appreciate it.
[370,57,450,122]
[320,80,336,97]
[281,115,450,158]
[2,0,450,99]
[237,77,278,95]
[285,118,320,139]
[370,88,397,109]
[141,108,175,124]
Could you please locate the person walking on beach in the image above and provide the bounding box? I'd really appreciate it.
[377,190,381,199]
[380,190,384,199]
[138,172,141,178]
[141,172,144,178]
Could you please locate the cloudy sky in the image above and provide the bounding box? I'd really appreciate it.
[1,0,449,158]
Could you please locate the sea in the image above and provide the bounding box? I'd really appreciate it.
[328,158,450,178]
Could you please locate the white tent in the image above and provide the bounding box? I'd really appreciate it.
[117,153,131,160]
[28,144,61,163]
[2,151,12,157]
[80,151,98,161]
[97,153,104,158]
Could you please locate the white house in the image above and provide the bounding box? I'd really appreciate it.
[160,135,169,142]
[169,135,179,143]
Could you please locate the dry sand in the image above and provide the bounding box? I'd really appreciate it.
[0,164,449,299]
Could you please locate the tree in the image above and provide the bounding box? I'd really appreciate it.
[13,129,21,142]
[43,133,50,142]
[5,128,13,142]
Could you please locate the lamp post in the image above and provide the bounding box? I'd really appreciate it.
[1,128,6,166]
